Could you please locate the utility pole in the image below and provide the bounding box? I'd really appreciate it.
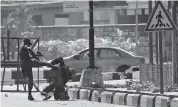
[89,0,95,69]
[135,0,139,55]
[149,1,153,64]
[7,29,10,60]
[172,1,178,85]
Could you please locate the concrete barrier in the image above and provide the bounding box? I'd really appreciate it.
[32,68,44,80]
[91,90,102,102]
[71,72,120,82]
[1,67,120,83]
[140,95,156,107]
[79,69,104,88]
[68,88,80,99]
[113,93,127,105]
[132,71,140,80]
[170,98,178,107]
[126,94,140,107]
[155,96,169,107]
[102,72,120,80]
[0,68,12,80]
[79,89,90,100]
[100,91,113,104]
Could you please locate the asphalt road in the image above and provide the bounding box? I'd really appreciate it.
[1,92,134,107]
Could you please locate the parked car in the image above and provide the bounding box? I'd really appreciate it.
[63,47,145,74]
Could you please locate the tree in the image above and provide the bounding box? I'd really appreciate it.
[4,4,35,37]
[3,5,35,59]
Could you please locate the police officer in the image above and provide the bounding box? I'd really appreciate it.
[20,39,58,101]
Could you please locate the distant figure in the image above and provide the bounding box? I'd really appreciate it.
[155,11,165,27]
[20,39,59,101]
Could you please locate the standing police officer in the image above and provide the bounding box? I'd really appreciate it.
[20,39,58,101]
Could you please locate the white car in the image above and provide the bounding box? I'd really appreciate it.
[63,47,145,74]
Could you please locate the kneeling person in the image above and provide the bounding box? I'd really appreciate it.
[42,57,71,100]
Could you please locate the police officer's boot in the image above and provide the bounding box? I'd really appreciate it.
[28,95,35,101]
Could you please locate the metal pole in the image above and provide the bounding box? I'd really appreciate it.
[159,31,164,94]
[156,32,159,64]
[1,39,6,91]
[17,38,20,92]
[89,0,95,68]
[37,39,40,89]
[149,1,153,64]
[172,1,178,85]
[155,1,159,64]
[135,1,139,55]
[7,29,10,60]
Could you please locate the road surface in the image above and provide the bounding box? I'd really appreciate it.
[1,92,134,107]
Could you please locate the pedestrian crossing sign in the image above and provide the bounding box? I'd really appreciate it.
[145,1,177,32]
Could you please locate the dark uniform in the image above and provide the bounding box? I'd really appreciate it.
[42,57,71,100]
[20,39,58,101]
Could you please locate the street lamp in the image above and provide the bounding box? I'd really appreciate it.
[88,0,95,69]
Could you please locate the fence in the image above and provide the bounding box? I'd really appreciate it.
[139,63,173,87]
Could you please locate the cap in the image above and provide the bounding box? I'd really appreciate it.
[23,39,32,46]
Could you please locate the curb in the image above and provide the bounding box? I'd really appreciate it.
[67,87,178,107]
[1,68,120,84]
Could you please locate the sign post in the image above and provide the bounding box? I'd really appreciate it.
[145,1,176,94]
[172,1,178,85]
[158,31,163,94]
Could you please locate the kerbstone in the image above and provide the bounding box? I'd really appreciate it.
[91,90,102,102]
[170,98,178,107]
[113,93,127,105]
[100,91,113,104]
[68,88,79,99]
[155,96,169,107]
[79,89,90,100]
[126,94,140,107]
[140,95,156,107]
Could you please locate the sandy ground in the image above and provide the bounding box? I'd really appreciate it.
[0,92,134,107]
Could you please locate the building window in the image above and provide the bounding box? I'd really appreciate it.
[136,8,142,15]
[84,11,89,21]
[83,9,110,21]
[145,8,148,14]
[118,9,127,15]
[32,15,43,26]
[55,14,69,25]
[127,9,135,15]
[142,9,145,15]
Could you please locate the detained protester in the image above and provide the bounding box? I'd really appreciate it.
[41,57,72,100]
